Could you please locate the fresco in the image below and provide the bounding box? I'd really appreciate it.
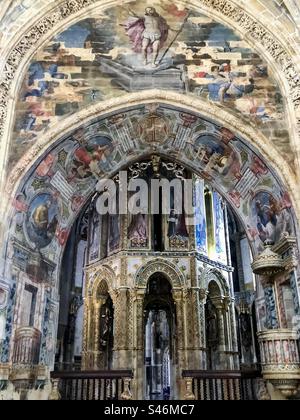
[250,190,293,249]
[26,193,59,249]
[66,134,114,180]
[194,178,207,254]
[213,192,227,263]
[89,210,101,262]
[10,0,291,169]
[9,104,295,270]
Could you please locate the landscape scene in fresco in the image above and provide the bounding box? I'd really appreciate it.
[11,0,289,169]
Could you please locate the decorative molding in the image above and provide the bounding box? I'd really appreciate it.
[0,0,300,192]
[87,264,116,298]
[202,267,231,296]
[85,249,234,273]
[135,258,185,288]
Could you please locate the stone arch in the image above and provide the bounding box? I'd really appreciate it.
[88,265,116,300]
[4,92,297,203]
[1,97,298,288]
[1,0,300,196]
[1,92,299,251]
[135,259,185,289]
[202,268,230,297]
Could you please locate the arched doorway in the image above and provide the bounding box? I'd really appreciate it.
[144,273,176,400]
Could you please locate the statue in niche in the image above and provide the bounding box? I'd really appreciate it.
[100,305,112,349]
[67,294,83,346]
[174,213,188,237]
[108,188,120,252]
[240,313,252,350]
[168,210,188,238]
[167,210,178,237]
[206,299,219,348]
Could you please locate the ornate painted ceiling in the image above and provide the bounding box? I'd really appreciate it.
[9,104,295,270]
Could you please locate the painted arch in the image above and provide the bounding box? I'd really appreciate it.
[5,102,297,271]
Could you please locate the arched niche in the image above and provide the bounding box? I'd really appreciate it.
[135,259,185,290]
[83,277,115,370]
[203,268,231,297]
[88,266,116,300]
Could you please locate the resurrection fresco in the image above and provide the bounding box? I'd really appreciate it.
[10,0,291,170]
[9,104,295,271]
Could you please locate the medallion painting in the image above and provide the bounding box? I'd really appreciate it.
[26,193,59,249]
[11,0,290,170]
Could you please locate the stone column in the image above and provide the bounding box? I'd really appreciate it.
[199,288,208,369]
[113,287,130,369]
[211,298,229,369]
[93,301,101,368]
[225,296,239,369]
[81,292,92,370]
[132,290,145,400]
[190,287,207,369]
[173,289,187,399]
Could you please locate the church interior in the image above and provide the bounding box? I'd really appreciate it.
[0,0,300,400]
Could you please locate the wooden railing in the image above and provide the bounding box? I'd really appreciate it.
[182,370,260,400]
[50,370,134,400]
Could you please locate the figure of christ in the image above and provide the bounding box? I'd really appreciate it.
[125,7,170,67]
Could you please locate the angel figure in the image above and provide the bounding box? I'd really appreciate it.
[124,7,169,67]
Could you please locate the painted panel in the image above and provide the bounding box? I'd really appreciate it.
[10,1,290,171]
[194,178,207,254]
[213,191,227,264]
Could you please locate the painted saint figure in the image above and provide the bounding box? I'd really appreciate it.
[128,213,148,244]
[167,210,177,238]
[32,199,57,240]
[125,7,169,67]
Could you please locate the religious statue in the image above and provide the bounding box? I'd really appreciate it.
[100,306,111,348]
[206,300,219,348]
[124,7,169,67]
[240,313,252,350]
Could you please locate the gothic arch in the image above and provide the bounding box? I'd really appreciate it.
[135,259,185,289]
